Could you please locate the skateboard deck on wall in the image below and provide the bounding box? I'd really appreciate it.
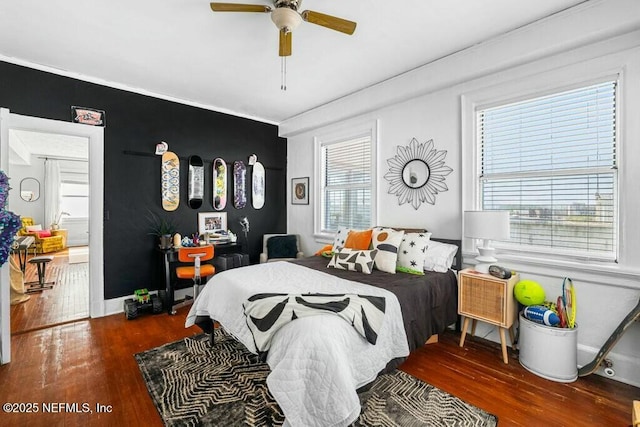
[578,297,640,377]
[252,161,265,209]
[188,155,204,209]
[213,158,227,211]
[233,160,247,209]
[161,151,180,211]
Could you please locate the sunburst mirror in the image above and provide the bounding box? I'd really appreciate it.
[384,138,453,209]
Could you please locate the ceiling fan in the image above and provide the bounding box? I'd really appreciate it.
[209,1,357,57]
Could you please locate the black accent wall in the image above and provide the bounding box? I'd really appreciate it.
[0,61,287,299]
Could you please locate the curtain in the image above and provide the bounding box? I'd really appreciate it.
[44,159,61,228]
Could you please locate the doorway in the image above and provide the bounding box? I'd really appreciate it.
[8,129,90,333]
[0,109,105,364]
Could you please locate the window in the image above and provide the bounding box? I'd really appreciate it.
[316,125,376,236]
[60,171,89,218]
[477,80,617,261]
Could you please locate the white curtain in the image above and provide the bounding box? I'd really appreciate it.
[44,159,61,228]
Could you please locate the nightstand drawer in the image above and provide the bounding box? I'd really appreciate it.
[459,277,505,324]
[457,269,519,328]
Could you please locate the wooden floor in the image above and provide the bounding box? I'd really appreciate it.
[10,249,89,334]
[0,309,637,427]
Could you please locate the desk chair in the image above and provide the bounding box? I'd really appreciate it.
[175,245,215,308]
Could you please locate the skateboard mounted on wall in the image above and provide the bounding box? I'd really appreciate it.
[578,296,640,377]
[161,151,180,212]
[213,158,227,211]
[233,160,247,209]
[188,155,204,209]
[252,161,265,209]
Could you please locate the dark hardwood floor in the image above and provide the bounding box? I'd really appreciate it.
[10,250,89,334]
[0,308,637,426]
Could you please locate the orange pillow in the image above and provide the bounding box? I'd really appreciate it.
[344,229,373,250]
[314,244,334,256]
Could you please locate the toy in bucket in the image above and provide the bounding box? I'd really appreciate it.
[563,278,576,328]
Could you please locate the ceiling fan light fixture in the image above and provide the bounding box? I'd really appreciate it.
[271,7,302,31]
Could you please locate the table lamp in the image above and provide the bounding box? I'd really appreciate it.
[464,210,510,273]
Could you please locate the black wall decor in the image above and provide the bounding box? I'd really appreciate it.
[0,61,287,299]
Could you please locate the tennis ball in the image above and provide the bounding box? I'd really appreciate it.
[514,280,545,306]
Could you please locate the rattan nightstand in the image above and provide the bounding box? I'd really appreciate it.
[458,268,519,364]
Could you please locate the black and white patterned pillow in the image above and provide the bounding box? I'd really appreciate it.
[397,232,432,275]
[331,226,351,251]
[371,227,405,274]
[327,248,378,274]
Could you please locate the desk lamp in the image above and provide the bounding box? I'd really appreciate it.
[464,210,510,273]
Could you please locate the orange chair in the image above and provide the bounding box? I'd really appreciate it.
[175,245,215,301]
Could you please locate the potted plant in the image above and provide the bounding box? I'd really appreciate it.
[147,210,177,249]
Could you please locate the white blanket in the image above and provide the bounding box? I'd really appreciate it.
[185,261,410,427]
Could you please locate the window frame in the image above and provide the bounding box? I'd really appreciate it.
[462,72,622,267]
[313,120,378,241]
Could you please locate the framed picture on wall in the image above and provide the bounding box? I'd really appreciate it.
[291,177,309,205]
[198,212,227,235]
[71,106,106,127]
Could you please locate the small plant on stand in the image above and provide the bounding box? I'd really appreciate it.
[147,210,177,249]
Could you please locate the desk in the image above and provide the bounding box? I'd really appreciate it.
[159,243,243,315]
[11,236,35,273]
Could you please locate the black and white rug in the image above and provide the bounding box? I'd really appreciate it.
[135,330,498,427]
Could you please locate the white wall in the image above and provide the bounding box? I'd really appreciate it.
[283,0,640,387]
[7,156,45,225]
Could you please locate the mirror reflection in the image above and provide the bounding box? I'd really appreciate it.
[402,159,430,189]
[20,177,40,202]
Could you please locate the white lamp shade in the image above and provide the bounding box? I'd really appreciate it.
[464,211,510,241]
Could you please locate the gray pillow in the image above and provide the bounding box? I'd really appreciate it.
[267,235,298,259]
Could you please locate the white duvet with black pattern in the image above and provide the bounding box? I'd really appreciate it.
[185,261,409,427]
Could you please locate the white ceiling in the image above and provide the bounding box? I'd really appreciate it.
[9,130,88,165]
[0,0,588,124]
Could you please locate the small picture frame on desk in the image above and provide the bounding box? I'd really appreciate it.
[198,212,227,235]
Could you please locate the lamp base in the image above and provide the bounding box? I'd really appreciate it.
[473,262,492,274]
[474,246,497,274]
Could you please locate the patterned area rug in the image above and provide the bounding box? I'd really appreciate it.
[135,330,498,427]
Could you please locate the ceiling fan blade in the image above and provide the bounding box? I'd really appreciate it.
[301,10,357,35]
[210,3,271,13]
[279,29,292,57]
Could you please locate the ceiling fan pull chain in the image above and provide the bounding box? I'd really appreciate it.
[281,57,287,91]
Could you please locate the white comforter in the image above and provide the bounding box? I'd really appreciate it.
[185,261,410,427]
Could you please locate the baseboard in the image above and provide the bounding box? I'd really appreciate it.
[577,343,640,388]
[104,288,191,317]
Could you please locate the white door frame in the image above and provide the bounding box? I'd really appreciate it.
[0,108,104,364]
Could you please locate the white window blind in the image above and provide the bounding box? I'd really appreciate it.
[479,80,617,260]
[321,135,372,232]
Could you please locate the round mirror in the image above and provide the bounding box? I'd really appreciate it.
[401,159,430,189]
[20,177,40,202]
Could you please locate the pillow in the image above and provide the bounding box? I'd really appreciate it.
[423,240,458,273]
[371,227,405,274]
[331,226,351,251]
[396,232,432,275]
[35,230,52,238]
[25,224,43,232]
[267,235,298,259]
[314,244,334,257]
[327,248,378,274]
[344,229,373,250]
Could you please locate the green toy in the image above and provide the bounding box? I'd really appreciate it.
[514,279,545,306]
[124,288,162,320]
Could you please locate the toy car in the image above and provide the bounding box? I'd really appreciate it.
[124,288,163,320]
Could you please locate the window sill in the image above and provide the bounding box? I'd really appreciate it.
[463,252,640,289]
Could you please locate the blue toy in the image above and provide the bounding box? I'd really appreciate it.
[523,305,560,326]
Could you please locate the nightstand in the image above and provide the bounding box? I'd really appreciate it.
[458,268,519,364]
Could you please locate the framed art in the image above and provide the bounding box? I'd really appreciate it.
[291,177,309,205]
[198,212,227,235]
[71,106,106,127]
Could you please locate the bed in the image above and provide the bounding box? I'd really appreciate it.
[185,236,460,426]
